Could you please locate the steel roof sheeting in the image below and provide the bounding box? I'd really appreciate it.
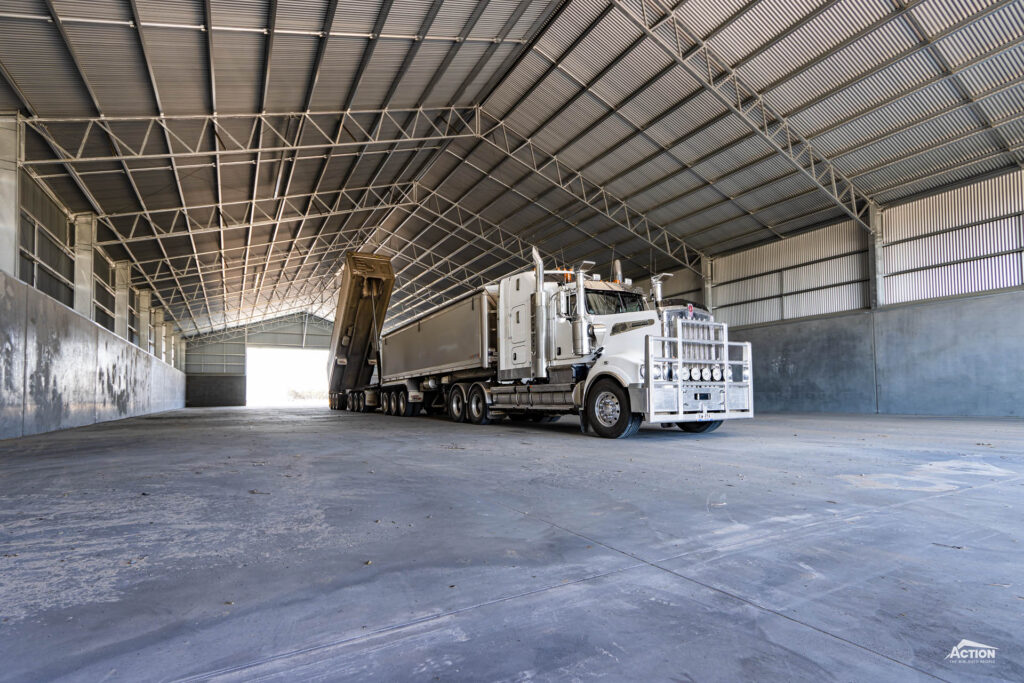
[4,0,1023,335]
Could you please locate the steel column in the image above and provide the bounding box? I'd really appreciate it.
[73,213,96,318]
[0,115,18,278]
[114,261,131,339]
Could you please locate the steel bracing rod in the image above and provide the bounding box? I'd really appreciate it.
[476,110,703,272]
[606,0,1022,232]
[375,0,713,278]
[39,0,206,332]
[343,0,530,259]
[341,0,561,271]
[566,0,925,204]
[98,181,416,237]
[27,147,439,178]
[242,0,278,316]
[283,0,535,305]
[187,247,449,337]
[202,0,230,318]
[19,107,478,165]
[249,0,341,325]
[893,0,1021,167]
[96,198,416,247]
[516,2,785,244]
[265,0,409,308]
[0,9,530,45]
[355,0,632,273]
[678,100,1024,247]
[611,0,887,233]
[127,0,213,331]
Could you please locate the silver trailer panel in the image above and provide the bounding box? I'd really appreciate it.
[382,290,493,383]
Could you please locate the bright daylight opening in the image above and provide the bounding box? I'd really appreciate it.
[245,346,329,407]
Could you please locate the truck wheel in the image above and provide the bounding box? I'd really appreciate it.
[397,391,414,417]
[447,385,467,423]
[357,393,366,413]
[677,420,723,434]
[587,379,643,439]
[467,385,492,425]
[387,392,397,416]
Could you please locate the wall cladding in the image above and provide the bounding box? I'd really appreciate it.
[0,269,184,440]
[186,374,245,407]
[712,220,869,328]
[731,288,1024,417]
[883,169,1024,304]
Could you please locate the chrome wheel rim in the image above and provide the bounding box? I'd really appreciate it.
[451,392,464,416]
[470,393,483,418]
[594,391,621,428]
[398,393,407,414]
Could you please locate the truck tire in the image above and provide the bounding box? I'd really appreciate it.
[447,385,467,423]
[586,378,643,439]
[387,392,397,416]
[397,391,415,417]
[677,420,723,434]
[466,385,492,425]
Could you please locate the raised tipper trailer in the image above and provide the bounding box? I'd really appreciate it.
[328,248,753,438]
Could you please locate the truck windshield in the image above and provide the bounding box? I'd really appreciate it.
[585,290,646,315]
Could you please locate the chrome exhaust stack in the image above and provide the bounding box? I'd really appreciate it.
[532,247,548,380]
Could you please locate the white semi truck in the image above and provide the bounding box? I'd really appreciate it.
[328,249,753,438]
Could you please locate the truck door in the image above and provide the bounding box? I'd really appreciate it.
[498,273,534,374]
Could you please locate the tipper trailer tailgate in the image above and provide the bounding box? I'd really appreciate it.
[327,252,395,395]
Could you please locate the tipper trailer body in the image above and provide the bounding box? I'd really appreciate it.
[329,249,753,438]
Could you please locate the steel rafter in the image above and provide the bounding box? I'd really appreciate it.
[19,107,479,165]
[610,0,873,233]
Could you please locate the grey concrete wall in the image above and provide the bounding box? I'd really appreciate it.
[730,311,878,413]
[730,288,1024,417]
[0,269,185,440]
[186,374,246,407]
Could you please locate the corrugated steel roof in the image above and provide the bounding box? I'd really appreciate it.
[2,0,1022,334]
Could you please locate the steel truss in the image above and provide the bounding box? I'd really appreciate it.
[95,182,418,246]
[610,0,874,233]
[19,107,480,165]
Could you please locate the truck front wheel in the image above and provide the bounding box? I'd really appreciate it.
[586,379,643,439]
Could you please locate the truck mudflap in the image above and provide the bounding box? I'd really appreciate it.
[642,318,753,424]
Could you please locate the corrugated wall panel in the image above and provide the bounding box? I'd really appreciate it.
[716,298,783,327]
[885,254,1022,304]
[884,168,1024,241]
[881,168,1024,303]
[715,220,864,281]
[783,282,868,319]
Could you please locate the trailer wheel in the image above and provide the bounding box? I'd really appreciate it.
[467,385,492,425]
[447,385,467,423]
[387,392,398,416]
[677,420,723,434]
[397,391,415,417]
[356,392,365,412]
[586,378,643,439]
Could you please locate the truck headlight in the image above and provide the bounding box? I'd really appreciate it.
[712,366,723,381]
[689,367,701,381]
[701,367,711,381]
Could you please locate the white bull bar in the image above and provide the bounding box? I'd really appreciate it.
[643,317,754,424]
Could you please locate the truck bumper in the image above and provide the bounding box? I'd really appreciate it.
[639,319,754,424]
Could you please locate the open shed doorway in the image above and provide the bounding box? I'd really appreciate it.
[246,346,329,407]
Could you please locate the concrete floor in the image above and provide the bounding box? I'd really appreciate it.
[0,409,1021,682]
